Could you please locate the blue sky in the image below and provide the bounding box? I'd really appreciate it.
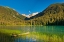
[0,0,64,15]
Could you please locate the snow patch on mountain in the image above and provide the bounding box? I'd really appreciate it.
[22,12,39,18]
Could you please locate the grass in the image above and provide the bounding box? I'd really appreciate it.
[0,27,64,42]
[0,29,21,42]
[0,29,64,42]
[26,32,64,42]
[0,29,21,35]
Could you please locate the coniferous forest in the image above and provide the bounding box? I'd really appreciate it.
[0,3,64,26]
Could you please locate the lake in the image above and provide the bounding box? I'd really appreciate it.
[0,26,64,42]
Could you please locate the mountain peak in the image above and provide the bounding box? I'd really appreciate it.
[22,12,39,18]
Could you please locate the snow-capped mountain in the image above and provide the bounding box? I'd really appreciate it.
[22,12,39,18]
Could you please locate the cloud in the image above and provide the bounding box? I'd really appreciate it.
[29,11,31,13]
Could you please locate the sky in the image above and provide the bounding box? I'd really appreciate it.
[0,0,64,15]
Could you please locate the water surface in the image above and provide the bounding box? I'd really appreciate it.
[0,26,64,42]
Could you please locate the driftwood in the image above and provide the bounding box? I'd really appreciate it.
[11,32,30,37]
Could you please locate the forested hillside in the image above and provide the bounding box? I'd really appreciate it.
[26,3,64,25]
[0,6,26,25]
[0,3,64,26]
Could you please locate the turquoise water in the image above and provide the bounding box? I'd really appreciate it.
[0,26,64,42]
